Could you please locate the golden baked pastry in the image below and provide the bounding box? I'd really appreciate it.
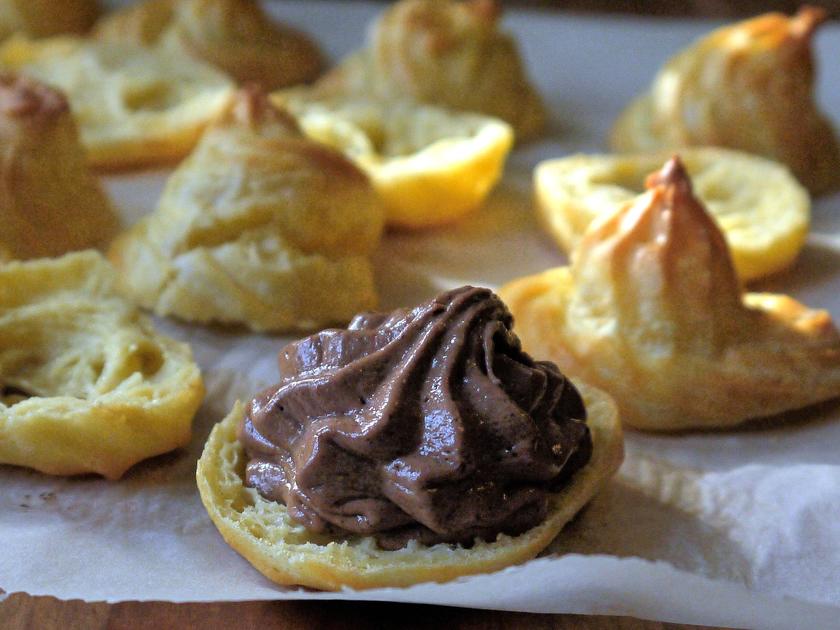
[313,0,545,141]
[501,157,840,432]
[0,36,233,169]
[611,7,840,195]
[275,92,513,228]
[109,87,384,332]
[0,73,119,259]
[535,148,809,282]
[196,380,622,590]
[0,251,204,480]
[94,0,322,90]
[0,0,99,40]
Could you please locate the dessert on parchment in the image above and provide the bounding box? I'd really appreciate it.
[501,157,840,432]
[0,251,204,480]
[611,7,840,195]
[109,87,384,332]
[0,73,119,259]
[0,35,233,169]
[309,0,545,141]
[535,148,809,282]
[94,0,322,90]
[0,0,100,40]
[197,286,623,590]
[275,92,513,229]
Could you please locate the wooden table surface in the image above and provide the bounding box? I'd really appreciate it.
[1,594,720,630]
[6,1,828,628]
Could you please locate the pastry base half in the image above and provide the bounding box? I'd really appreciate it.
[196,381,623,591]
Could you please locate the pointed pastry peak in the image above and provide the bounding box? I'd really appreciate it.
[219,85,301,135]
[465,0,501,25]
[0,73,68,120]
[645,155,691,192]
[791,5,827,39]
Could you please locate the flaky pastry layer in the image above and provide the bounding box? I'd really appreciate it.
[610,7,840,195]
[94,0,322,90]
[502,158,840,431]
[312,0,544,141]
[0,73,119,259]
[110,88,384,332]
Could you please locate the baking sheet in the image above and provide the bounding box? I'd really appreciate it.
[2,2,840,627]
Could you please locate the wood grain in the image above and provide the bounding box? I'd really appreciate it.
[1,594,719,630]
[502,0,840,19]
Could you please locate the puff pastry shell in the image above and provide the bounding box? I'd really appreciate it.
[535,148,809,282]
[109,87,384,332]
[0,35,233,169]
[95,0,322,90]
[611,7,840,195]
[501,158,840,431]
[196,381,622,590]
[314,0,544,141]
[276,92,513,228]
[0,251,204,479]
[0,73,119,259]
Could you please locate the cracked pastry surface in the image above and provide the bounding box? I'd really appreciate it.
[94,0,322,90]
[0,73,119,259]
[275,92,513,228]
[109,87,384,332]
[501,157,840,431]
[197,287,622,590]
[311,0,545,141]
[0,35,233,169]
[0,251,204,480]
[610,7,840,195]
[535,148,809,282]
[0,0,99,40]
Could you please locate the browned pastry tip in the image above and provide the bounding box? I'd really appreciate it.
[644,155,691,191]
[791,5,828,39]
[465,0,502,24]
[223,83,301,132]
[0,72,68,119]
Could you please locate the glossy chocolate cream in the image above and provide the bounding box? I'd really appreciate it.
[239,286,592,549]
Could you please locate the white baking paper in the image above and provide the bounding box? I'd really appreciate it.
[2,3,840,627]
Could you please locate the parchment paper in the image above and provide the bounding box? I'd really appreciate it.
[2,3,840,627]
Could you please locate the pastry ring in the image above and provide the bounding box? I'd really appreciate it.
[0,36,233,169]
[535,148,809,282]
[275,93,513,229]
[0,252,204,479]
[196,380,622,590]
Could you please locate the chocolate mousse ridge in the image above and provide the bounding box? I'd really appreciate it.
[239,286,592,549]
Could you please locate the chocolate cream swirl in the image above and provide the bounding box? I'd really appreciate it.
[240,286,592,549]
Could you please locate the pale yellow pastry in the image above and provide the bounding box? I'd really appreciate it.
[196,380,622,590]
[109,87,384,332]
[0,36,233,169]
[275,92,513,229]
[0,0,99,40]
[611,7,840,195]
[0,251,204,479]
[94,0,322,90]
[0,73,119,259]
[535,148,809,282]
[501,157,840,432]
[312,0,544,141]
